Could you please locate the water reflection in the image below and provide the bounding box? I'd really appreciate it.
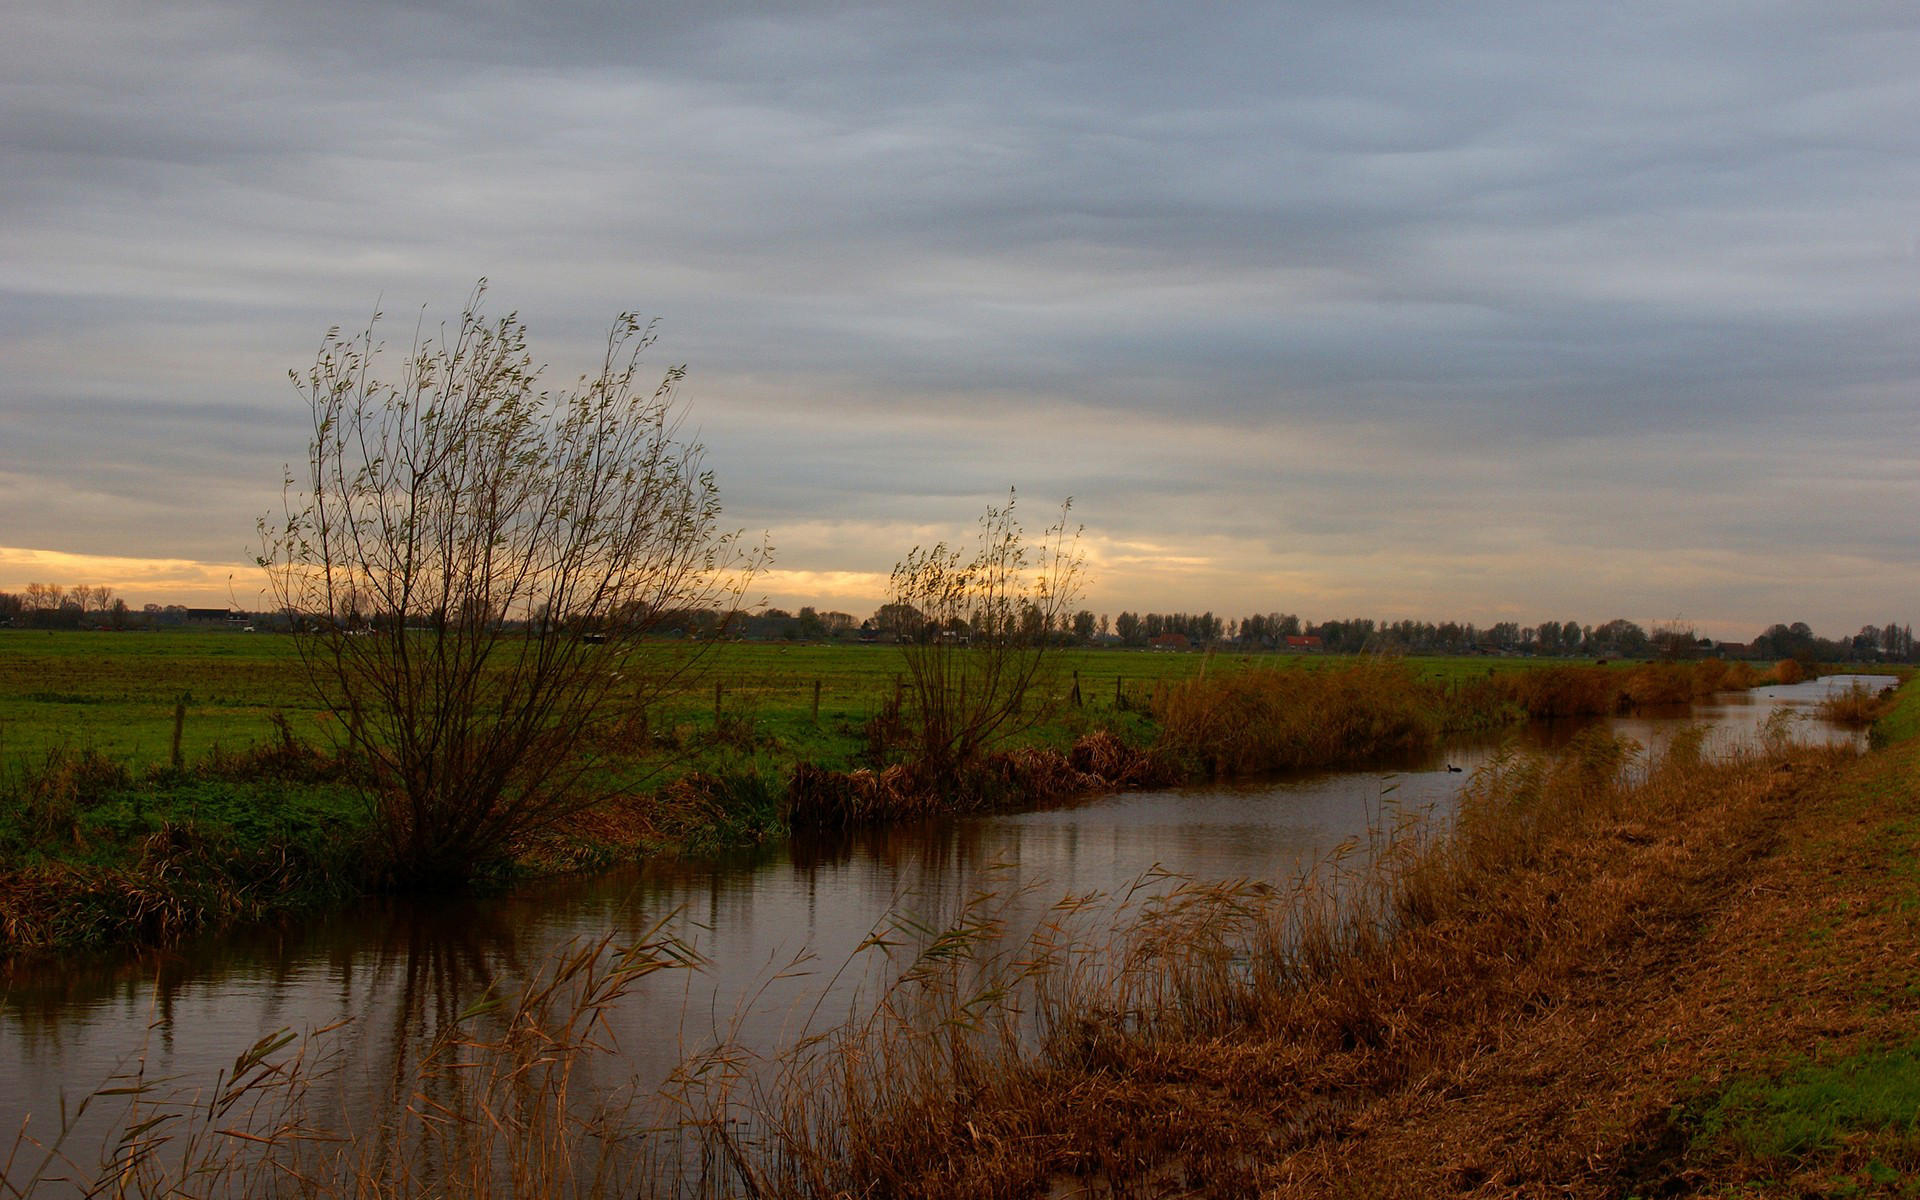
[0,674,1878,1157]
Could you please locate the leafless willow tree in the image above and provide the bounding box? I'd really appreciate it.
[259,285,761,886]
[887,492,1084,789]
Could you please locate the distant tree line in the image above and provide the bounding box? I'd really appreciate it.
[1083,611,1917,663]
[6,581,1915,665]
[0,583,153,629]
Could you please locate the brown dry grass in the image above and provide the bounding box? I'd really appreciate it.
[1495,660,1764,721]
[1816,680,1896,729]
[1152,660,1439,775]
[785,732,1172,829]
[698,729,1908,1198]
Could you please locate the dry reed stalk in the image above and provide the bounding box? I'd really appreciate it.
[1152,661,1438,776]
[1815,680,1892,728]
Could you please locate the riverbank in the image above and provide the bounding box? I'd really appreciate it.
[0,650,1875,961]
[687,678,1920,1197]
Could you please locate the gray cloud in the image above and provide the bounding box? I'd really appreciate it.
[4,0,1919,634]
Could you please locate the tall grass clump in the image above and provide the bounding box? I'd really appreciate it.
[1152,660,1439,776]
[785,732,1170,829]
[1770,658,1810,685]
[1495,664,1621,718]
[1818,680,1894,729]
[1496,660,1764,722]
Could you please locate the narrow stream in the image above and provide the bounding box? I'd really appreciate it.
[0,674,1877,1170]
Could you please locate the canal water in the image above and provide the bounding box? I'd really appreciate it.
[0,674,1879,1172]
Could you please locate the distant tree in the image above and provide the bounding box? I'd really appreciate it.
[819,610,857,637]
[1651,624,1698,661]
[1588,619,1649,658]
[871,602,925,641]
[1071,609,1097,642]
[70,585,113,616]
[22,583,62,613]
[1753,622,1816,661]
[1485,621,1521,650]
[259,286,759,887]
[796,606,825,638]
[1114,611,1142,646]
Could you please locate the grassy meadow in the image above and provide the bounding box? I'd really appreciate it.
[0,629,1566,770]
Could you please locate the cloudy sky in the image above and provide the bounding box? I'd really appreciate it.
[4,1,1917,639]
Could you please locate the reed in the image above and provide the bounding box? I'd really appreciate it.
[1151,660,1439,776]
[1817,680,1893,728]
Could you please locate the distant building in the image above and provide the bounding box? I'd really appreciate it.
[1283,635,1325,652]
[184,608,248,629]
[1149,632,1191,652]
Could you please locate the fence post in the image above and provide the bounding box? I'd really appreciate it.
[171,693,188,769]
[714,680,724,724]
[811,679,822,723]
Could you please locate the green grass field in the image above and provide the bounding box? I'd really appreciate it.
[0,629,1563,774]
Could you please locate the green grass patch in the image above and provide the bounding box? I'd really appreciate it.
[1695,1041,1920,1164]
[1872,675,1920,748]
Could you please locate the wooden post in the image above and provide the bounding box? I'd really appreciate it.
[1071,669,1082,708]
[1115,676,1123,709]
[170,693,188,769]
[714,680,724,724]
[811,679,822,723]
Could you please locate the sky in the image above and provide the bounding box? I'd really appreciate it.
[3,1,1917,641]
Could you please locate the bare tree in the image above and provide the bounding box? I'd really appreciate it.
[71,584,113,615]
[22,583,63,612]
[887,491,1084,790]
[259,285,760,886]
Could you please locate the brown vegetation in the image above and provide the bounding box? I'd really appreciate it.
[693,732,1885,1196]
[1771,658,1809,685]
[1816,679,1895,728]
[1494,659,1766,720]
[787,731,1172,828]
[1151,659,1440,775]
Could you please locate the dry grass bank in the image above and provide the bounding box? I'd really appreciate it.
[696,729,1916,1197]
